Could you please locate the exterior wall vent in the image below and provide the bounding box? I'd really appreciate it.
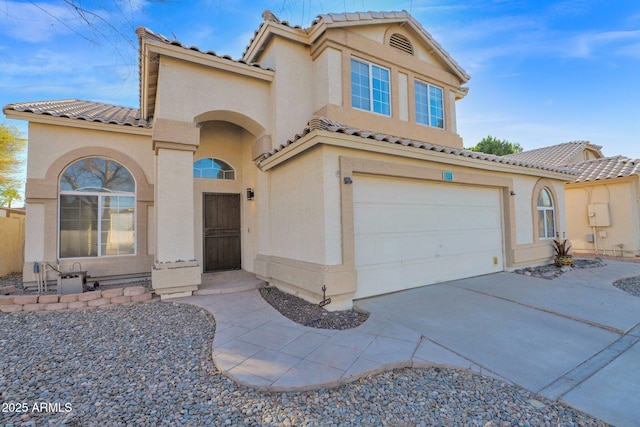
[389,33,414,55]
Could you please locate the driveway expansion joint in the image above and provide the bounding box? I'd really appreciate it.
[451,283,627,335]
[538,330,640,401]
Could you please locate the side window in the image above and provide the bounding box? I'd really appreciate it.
[351,58,391,116]
[537,188,556,239]
[59,157,135,258]
[415,81,444,129]
[193,158,235,180]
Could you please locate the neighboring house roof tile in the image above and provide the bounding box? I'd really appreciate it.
[503,141,603,166]
[261,116,578,175]
[137,27,273,71]
[573,156,640,183]
[3,99,150,128]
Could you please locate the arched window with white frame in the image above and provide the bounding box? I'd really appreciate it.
[193,158,235,180]
[59,157,136,258]
[537,187,556,239]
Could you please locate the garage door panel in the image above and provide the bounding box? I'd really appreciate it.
[354,205,439,234]
[354,176,504,299]
[356,251,500,298]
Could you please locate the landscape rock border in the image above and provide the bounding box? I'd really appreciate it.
[513,258,605,280]
[0,286,156,313]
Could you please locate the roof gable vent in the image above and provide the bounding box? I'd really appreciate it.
[389,33,413,55]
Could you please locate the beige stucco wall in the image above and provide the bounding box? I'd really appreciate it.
[313,46,343,114]
[311,26,465,148]
[350,23,450,68]
[566,177,640,256]
[22,122,154,285]
[0,216,25,276]
[268,148,328,265]
[154,56,271,137]
[265,38,316,148]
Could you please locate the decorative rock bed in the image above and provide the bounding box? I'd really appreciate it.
[0,285,155,313]
[513,258,605,279]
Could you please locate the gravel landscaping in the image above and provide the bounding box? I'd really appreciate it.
[513,258,605,279]
[613,276,640,297]
[1,301,609,426]
[260,286,369,330]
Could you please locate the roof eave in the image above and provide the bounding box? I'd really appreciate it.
[259,129,575,180]
[243,21,311,63]
[3,110,152,136]
[567,174,639,187]
[146,41,275,81]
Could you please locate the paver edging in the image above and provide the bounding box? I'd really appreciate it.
[0,286,156,313]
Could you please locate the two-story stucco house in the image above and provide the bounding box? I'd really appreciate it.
[3,10,576,310]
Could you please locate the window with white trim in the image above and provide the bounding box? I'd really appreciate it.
[59,157,135,258]
[351,58,391,116]
[537,188,556,239]
[415,81,444,129]
[193,158,235,179]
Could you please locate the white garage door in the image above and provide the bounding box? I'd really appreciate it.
[354,175,504,299]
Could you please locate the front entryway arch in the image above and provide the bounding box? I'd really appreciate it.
[193,113,263,275]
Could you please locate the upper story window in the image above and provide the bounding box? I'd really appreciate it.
[389,33,414,55]
[59,157,135,258]
[537,188,556,239]
[193,158,235,180]
[351,58,391,116]
[415,81,444,129]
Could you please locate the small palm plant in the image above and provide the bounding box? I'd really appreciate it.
[552,238,574,267]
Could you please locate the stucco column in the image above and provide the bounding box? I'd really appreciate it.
[151,119,201,298]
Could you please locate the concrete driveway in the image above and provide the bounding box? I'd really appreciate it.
[355,261,640,427]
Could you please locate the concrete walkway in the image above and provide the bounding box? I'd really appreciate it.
[177,260,640,426]
[177,290,439,391]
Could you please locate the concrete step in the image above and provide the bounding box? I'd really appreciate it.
[194,275,265,296]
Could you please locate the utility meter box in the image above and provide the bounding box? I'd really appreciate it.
[587,203,611,227]
[57,271,87,294]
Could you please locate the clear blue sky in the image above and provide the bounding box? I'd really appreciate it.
[1,0,639,159]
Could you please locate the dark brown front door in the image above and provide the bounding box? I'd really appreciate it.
[203,193,241,272]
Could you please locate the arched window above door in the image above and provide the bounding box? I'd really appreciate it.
[193,158,235,180]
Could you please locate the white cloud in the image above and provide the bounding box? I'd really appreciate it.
[569,30,640,59]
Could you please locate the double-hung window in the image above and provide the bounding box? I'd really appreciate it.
[351,58,391,116]
[415,81,444,129]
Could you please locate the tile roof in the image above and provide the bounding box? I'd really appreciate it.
[502,141,603,166]
[137,27,273,71]
[259,117,578,175]
[311,10,410,24]
[312,11,469,82]
[3,99,150,128]
[243,10,469,82]
[573,156,640,183]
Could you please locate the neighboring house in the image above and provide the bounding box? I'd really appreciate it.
[3,10,576,310]
[506,141,640,257]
